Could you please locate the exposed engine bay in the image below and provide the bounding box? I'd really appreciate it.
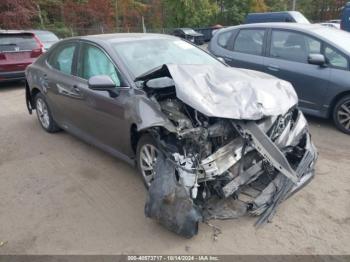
[138,64,318,238]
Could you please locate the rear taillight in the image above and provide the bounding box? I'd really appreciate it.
[31,34,44,58]
[0,53,5,60]
[30,48,43,58]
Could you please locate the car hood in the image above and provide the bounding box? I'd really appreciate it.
[137,64,298,120]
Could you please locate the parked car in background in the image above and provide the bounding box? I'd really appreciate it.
[30,30,59,51]
[244,11,310,24]
[172,28,204,45]
[318,22,340,29]
[195,24,224,42]
[0,30,44,82]
[341,2,350,31]
[209,23,350,134]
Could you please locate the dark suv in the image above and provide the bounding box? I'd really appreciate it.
[209,23,350,134]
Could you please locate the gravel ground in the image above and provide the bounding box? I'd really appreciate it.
[0,82,349,255]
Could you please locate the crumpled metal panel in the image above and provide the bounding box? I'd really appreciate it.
[166,64,298,120]
[145,154,202,238]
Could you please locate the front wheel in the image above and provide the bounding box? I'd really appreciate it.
[136,134,159,189]
[34,93,60,133]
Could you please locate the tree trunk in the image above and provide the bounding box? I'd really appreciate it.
[36,3,44,28]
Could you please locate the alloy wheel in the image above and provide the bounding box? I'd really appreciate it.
[139,144,158,187]
[36,98,50,129]
[337,101,350,132]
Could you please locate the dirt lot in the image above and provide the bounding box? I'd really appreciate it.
[0,82,349,255]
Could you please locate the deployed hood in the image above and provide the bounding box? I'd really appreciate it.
[137,64,298,120]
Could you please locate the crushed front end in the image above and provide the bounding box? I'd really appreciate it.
[139,64,318,238]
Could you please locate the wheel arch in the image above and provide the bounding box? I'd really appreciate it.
[329,90,350,118]
[25,80,41,113]
[130,124,172,154]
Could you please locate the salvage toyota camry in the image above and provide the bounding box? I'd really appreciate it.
[25,33,317,238]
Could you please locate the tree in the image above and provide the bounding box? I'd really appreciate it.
[0,0,37,29]
[63,0,115,34]
[251,0,268,12]
[163,0,218,28]
[117,0,148,30]
[216,0,253,25]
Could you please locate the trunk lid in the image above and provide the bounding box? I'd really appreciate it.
[0,32,43,72]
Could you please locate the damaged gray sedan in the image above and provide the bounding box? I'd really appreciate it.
[25,34,317,238]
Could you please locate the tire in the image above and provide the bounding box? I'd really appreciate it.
[333,95,350,135]
[34,93,61,133]
[136,134,159,189]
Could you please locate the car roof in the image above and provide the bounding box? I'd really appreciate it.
[29,30,56,34]
[0,29,34,35]
[232,22,323,30]
[247,11,299,15]
[220,22,328,36]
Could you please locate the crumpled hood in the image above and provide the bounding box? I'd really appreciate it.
[166,64,298,120]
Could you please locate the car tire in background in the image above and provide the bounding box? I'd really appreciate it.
[34,93,61,133]
[136,134,159,189]
[333,95,350,135]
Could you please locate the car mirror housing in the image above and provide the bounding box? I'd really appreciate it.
[308,54,326,66]
[88,75,119,97]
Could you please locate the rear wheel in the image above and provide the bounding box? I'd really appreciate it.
[136,134,159,189]
[333,95,350,135]
[34,93,60,133]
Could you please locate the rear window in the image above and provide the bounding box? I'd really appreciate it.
[34,32,59,42]
[0,34,38,52]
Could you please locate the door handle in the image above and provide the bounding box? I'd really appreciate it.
[72,85,81,93]
[267,65,280,72]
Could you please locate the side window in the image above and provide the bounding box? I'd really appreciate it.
[325,46,348,69]
[233,29,265,55]
[49,44,76,74]
[217,30,233,49]
[270,30,321,63]
[78,44,121,86]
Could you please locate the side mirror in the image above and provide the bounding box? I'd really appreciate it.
[217,57,225,63]
[88,75,119,97]
[308,54,326,66]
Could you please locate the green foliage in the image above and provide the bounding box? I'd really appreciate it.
[0,0,347,33]
[163,0,218,28]
[216,0,254,25]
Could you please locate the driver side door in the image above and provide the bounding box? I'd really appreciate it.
[71,42,133,157]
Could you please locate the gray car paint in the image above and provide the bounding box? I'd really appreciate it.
[163,64,298,120]
[25,34,197,163]
[209,23,350,119]
[25,33,309,165]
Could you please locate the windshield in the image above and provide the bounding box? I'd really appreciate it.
[34,31,59,42]
[112,38,223,77]
[313,27,350,52]
[0,34,37,52]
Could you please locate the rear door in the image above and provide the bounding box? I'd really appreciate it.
[44,41,80,126]
[223,28,267,72]
[263,29,330,112]
[0,33,42,74]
